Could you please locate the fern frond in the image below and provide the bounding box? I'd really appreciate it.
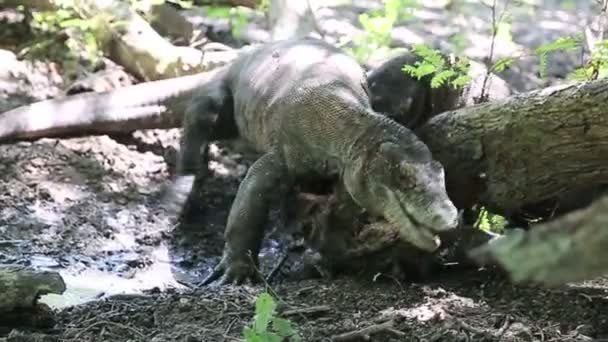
[431,69,456,88]
[535,35,581,54]
[491,57,515,73]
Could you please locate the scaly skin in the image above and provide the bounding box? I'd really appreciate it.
[163,38,460,285]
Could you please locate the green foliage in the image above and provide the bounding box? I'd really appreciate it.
[243,293,301,342]
[348,0,418,63]
[534,35,582,78]
[490,56,515,73]
[257,0,271,12]
[401,44,472,89]
[229,7,251,39]
[476,207,507,234]
[201,4,252,39]
[25,1,104,66]
[202,6,233,19]
[569,40,608,81]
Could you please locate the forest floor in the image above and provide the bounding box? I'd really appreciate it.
[1,1,608,341]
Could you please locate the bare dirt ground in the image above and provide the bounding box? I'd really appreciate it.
[1,1,608,341]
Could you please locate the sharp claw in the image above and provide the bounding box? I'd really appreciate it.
[200,255,261,287]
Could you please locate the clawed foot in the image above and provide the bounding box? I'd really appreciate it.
[201,251,263,286]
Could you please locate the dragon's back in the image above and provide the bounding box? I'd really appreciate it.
[227,38,370,151]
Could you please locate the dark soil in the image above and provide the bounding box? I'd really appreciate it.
[1,1,608,341]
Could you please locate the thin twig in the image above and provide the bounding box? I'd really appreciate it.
[479,0,512,103]
[281,305,331,317]
[71,320,146,341]
[331,320,404,341]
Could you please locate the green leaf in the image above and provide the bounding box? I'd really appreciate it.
[535,35,581,55]
[58,18,87,29]
[568,65,598,81]
[262,332,283,342]
[253,293,276,334]
[451,74,473,89]
[401,64,418,77]
[204,6,232,18]
[243,327,262,342]
[430,69,456,88]
[414,63,438,78]
[272,318,295,337]
[491,57,515,73]
[410,44,445,68]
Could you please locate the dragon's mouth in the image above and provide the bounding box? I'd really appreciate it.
[387,212,440,252]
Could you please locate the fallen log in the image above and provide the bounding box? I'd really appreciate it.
[418,80,608,216]
[13,0,236,81]
[0,44,255,144]
[1,52,607,218]
[0,70,217,143]
[469,195,608,286]
[0,265,66,313]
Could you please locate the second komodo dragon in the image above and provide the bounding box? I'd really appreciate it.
[163,38,460,285]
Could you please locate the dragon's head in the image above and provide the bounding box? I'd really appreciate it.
[344,137,459,252]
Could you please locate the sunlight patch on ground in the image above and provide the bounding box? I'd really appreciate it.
[40,243,187,309]
[379,287,479,322]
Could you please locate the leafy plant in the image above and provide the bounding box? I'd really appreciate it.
[401,44,472,89]
[476,207,507,234]
[349,0,418,63]
[199,4,251,39]
[25,0,104,66]
[534,35,582,78]
[230,7,251,39]
[569,39,608,81]
[243,292,301,342]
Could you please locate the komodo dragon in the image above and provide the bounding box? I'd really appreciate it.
[162,38,460,285]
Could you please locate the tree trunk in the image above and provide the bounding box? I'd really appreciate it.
[469,194,608,287]
[418,80,608,216]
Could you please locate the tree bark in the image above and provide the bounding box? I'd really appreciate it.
[469,194,608,286]
[418,80,608,216]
